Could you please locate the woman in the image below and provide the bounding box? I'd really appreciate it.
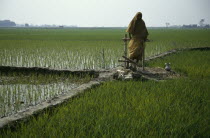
[126,12,149,68]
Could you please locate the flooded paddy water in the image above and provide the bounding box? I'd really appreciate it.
[0,68,94,118]
[0,83,79,118]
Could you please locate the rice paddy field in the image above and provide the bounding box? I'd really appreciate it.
[0,28,210,137]
[0,28,210,69]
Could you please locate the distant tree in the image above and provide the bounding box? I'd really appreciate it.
[199,19,205,27]
[204,24,210,28]
[25,23,29,27]
[0,20,16,27]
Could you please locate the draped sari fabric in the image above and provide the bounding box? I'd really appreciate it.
[126,12,149,61]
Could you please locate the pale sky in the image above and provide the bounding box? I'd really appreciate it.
[0,0,210,27]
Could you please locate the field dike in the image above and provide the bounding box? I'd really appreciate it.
[0,46,209,129]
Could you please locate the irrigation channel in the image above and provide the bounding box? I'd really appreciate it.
[0,47,209,129]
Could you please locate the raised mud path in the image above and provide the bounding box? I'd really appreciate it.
[145,47,210,61]
[0,66,99,78]
[0,47,209,129]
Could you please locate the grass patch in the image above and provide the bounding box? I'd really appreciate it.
[147,50,210,78]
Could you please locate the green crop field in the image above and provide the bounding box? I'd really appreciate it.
[1,49,209,137]
[0,28,210,137]
[0,28,210,69]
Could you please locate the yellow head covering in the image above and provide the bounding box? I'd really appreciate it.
[126,12,143,34]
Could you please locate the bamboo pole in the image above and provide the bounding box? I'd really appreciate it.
[142,46,145,71]
[122,34,130,68]
[102,48,105,69]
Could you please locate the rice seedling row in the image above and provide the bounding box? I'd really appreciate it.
[0,71,92,118]
[0,83,78,118]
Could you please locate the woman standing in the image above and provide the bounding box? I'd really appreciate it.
[126,12,149,69]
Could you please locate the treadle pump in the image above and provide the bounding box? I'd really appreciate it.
[118,34,145,70]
